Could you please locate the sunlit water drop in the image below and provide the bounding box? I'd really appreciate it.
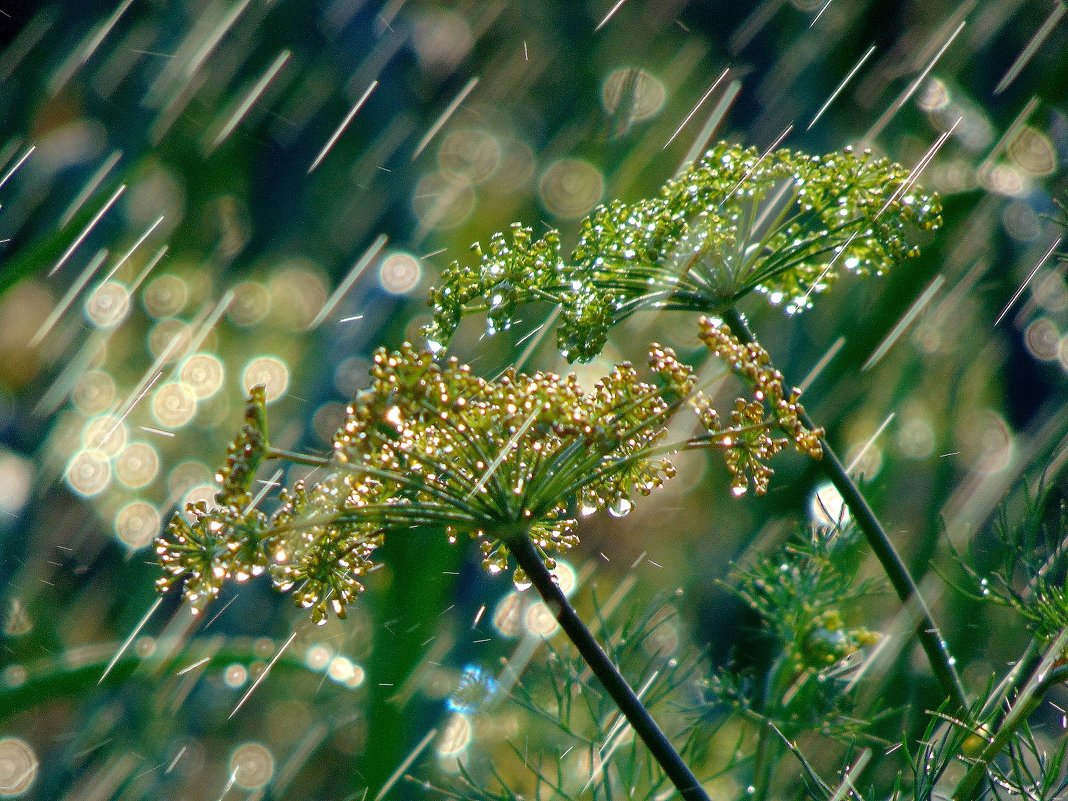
[446,664,498,714]
[228,742,274,790]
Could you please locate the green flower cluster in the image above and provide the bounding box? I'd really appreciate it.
[426,141,941,362]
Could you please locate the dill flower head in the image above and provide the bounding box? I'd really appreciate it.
[328,343,692,580]
[155,329,824,624]
[425,141,941,362]
[156,343,695,623]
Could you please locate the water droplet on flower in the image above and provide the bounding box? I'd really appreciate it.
[579,501,598,517]
[731,485,747,497]
[512,568,532,592]
[608,497,632,518]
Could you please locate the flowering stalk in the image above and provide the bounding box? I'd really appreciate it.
[504,529,712,801]
[721,307,969,713]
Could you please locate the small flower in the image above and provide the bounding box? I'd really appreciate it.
[693,317,823,496]
[426,141,940,363]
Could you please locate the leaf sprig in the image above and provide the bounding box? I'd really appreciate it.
[426,141,941,362]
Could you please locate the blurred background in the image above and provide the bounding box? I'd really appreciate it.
[0,0,1066,798]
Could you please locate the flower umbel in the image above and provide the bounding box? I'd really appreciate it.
[426,141,941,361]
[692,317,823,496]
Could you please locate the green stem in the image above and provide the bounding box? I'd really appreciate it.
[266,447,331,467]
[505,532,711,801]
[952,630,1068,801]
[721,308,969,713]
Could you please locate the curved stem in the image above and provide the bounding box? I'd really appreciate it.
[505,532,712,801]
[721,307,969,714]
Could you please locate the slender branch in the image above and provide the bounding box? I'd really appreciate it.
[721,307,969,713]
[504,531,712,801]
[952,629,1068,800]
[266,447,330,467]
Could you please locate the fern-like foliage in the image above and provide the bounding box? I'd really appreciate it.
[426,142,941,362]
[959,487,1068,643]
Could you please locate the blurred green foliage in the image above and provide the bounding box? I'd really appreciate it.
[1,1,1067,799]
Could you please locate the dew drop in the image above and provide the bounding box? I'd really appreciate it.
[512,568,532,592]
[607,497,632,518]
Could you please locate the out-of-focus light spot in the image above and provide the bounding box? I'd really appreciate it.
[3,599,31,637]
[223,664,248,688]
[114,501,161,549]
[268,264,328,330]
[82,414,127,456]
[312,403,346,444]
[897,414,936,460]
[182,484,219,513]
[412,9,472,74]
[66,450,111,497]
[228,281,271,327]
[169,461,213,497]
[492,592,523,638]
[485,138,535,194]
[601,67,666,122]
[810,482,849,528]
[2,666,27,687]
[127,166,185,229]
[447,665,497,713]
[435,713,473,757]
[84,281,131,329]
[844,442,882,479]
[958,411,1014,474]
[152,382,197,427]
[73,370,116,413]
[1024,317,1061,361]
[643,617,679,655]
[1008,126,1056,176]
[148,318,192,360]
[344,664,366,689]
[0,452,32,517]
[180,353,225,399]
[549,559,577,598]
[334,356,369,397]
[378,251,423,295]
[538,159,604,219]
[524,601,559,636]
[413,171,476,230]
[115,442,159,489]
[917,78,950,112]
[304,645,332,671]
[438,128,501,183]
[327,656,365,687]
[1033,271,1068,313]
[1060,334,1068,372]
[982,163,1025,197]
[143,274,189,318]
[0,736,38,797]
[228,742,274,790]
[242,356,290,402]
[1001,201,1042,242]
[135,636,156,658]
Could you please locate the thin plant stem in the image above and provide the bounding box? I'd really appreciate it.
[504,531,712,801]
[267,447,330,467]
[721,307,969,713]
[952,630,1068,801]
